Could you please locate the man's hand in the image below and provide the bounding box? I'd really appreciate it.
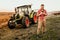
[43,13,47,16]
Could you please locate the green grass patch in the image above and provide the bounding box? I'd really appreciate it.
[29,16,60,40]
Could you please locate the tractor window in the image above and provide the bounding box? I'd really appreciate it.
[24,8,29,15]
[19,8,21,12]
[28,7,32,14]
[19,11,24,17]
[22,8,25,11]
[25,8,27,12]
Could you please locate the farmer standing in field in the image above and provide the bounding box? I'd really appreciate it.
[37,4,47,36]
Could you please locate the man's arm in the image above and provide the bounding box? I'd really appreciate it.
[43,10,48,16]
[37,10,42,17]
[37,10,39,17]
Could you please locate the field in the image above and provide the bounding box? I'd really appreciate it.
[0,12,14,23]
[0,12,14,28]
[0,12,60,40]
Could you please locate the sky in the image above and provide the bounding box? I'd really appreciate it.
[0,0,60,12]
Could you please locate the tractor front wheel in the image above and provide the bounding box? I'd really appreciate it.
[22,17,30,28]
[8,20,16,29]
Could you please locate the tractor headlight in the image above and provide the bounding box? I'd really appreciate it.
[9,21,15,23]
[9,21,15,24]
[9,21,12,23]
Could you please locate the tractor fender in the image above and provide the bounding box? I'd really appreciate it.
[29,12,34,18]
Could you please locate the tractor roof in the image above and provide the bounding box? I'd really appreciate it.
[17,5,31,9]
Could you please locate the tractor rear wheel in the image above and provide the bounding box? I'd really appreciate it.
[33,13,37,23]
[22,17,30,28]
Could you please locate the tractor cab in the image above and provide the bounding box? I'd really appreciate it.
[15,5,32,17]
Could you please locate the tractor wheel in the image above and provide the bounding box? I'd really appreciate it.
[8,20,16,29]
[33,13,37,23]
[22,17,30,28]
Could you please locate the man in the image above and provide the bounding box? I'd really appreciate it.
[37,4,47,35]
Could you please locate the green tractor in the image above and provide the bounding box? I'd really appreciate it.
[8,5,37,29]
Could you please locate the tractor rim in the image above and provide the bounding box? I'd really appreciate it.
[25,17,29,27]
[33,14,37,23]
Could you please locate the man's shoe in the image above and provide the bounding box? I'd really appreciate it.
[37,35,42,38]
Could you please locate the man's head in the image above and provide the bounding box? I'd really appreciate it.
[40,4,44,10]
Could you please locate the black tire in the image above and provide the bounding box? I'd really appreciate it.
[22,16,30,28]
[8,20,16,29]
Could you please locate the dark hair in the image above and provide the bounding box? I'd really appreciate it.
[41,4,44,6]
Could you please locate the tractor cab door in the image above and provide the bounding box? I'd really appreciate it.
[24,8,29,16]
